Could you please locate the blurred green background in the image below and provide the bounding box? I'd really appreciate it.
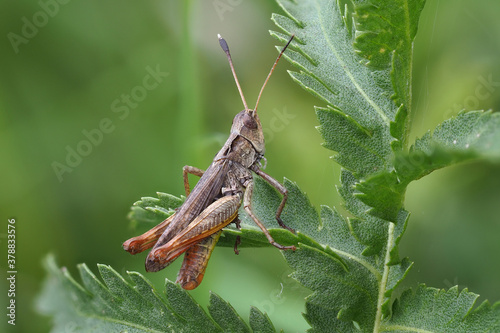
[1,0,499,332]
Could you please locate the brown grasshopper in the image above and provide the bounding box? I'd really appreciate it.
[123,34,296,290]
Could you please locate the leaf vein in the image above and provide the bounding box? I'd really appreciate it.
[373,223,395,332]
[331,247,381,281]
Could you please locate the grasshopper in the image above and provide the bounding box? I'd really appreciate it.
[123,34,296,290]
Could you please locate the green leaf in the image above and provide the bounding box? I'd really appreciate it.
[396,110,500,183]
[272,0,404,179]
[36,255,182,332]
[385,285,500,332]
[128,192,184,228]
[273,175,412,331]
[249,307,276,333]
[268,0,500,332]
[352,0,426,143]
[36,255,269,333]
[208,292,251,333]
[357,110,500,221]
[270,0,426,223]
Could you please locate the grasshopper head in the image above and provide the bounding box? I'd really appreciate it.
[231,109,265,154]
[218,33,294,156]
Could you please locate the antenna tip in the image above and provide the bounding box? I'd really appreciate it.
[218,34,229,54]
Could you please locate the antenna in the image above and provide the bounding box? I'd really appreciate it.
[254,34,294,113]
[218,34,249,110]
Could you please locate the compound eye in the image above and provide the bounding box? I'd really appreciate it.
[243,112,257,129]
